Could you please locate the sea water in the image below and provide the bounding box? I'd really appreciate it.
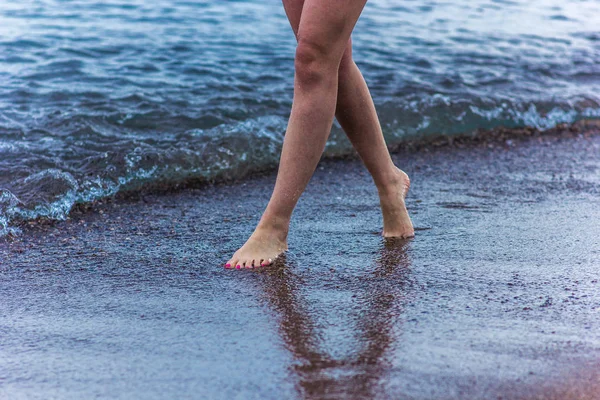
[1,0,599,235]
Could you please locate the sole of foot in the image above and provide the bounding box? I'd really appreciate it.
[380,168,415,239]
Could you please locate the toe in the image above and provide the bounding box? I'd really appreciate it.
[225,258,236,269]
[262,258,273,267]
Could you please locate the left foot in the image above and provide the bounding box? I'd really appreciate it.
[225,223,288,269]
[379,168,415,238]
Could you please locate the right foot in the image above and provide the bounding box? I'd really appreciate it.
[225,225,288,269]
[379,168,415,238]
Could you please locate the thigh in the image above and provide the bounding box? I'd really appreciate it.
[296,0,367,61]
[282,0,305,38]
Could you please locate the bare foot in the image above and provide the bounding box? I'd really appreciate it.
[379,168,415,238]
[225,224,288,269]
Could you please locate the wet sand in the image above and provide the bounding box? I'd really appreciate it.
[1,129,600,399]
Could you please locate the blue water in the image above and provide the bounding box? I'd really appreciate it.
[1,0,600,235]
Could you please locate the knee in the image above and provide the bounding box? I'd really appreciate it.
[294,37,337,87]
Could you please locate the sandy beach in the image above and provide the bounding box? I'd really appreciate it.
[1,129,599,399]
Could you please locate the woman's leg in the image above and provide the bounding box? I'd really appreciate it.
[226,0,369,269]
[282,0,414,239]
[335,43,414,239]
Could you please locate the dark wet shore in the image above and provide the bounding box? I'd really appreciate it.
[1,129,600,399]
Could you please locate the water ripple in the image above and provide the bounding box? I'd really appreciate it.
[1,0,600,234]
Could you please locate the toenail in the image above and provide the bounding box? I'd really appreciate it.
[236,265,241,269]
[225,263,230,268]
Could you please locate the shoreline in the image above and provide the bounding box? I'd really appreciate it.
[3,120,600,239]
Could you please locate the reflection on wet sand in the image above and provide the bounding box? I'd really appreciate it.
[256,239,413,399]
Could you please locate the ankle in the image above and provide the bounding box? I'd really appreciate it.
[375,168,407,195]
[256,214,290,238]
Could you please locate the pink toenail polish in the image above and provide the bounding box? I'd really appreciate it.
[225,264,230,268]
[236,265,241,269]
